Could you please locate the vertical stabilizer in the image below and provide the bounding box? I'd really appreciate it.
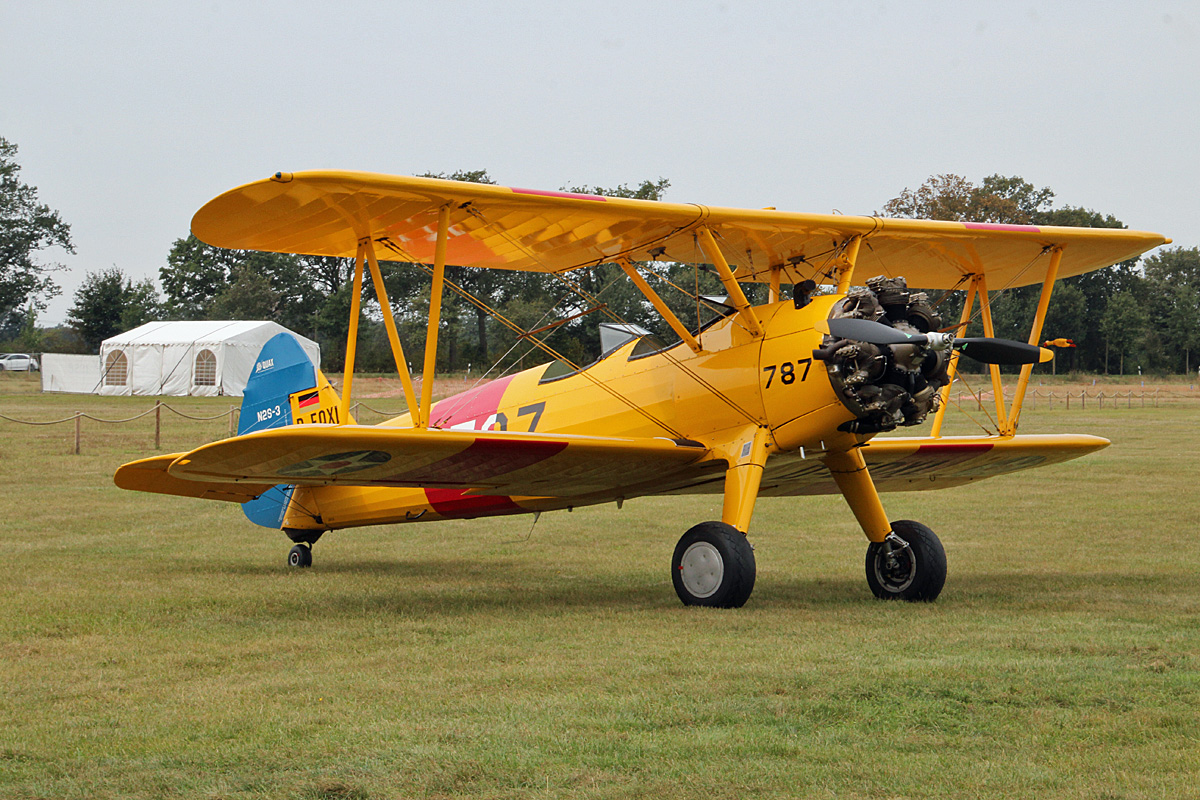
[238,334,350,528]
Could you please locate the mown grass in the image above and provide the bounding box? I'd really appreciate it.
[2,373,1198,799]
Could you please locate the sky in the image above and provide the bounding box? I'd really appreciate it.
[2,1,1197,324]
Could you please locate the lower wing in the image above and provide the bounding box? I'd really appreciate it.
[116,426,711,500]
[756,434,1110,497]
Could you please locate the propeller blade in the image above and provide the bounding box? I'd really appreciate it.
[954,338,1054,365]
[820,317,929,347]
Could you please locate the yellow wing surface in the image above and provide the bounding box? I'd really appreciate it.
[754,433,1110,497]
[192,171,1168,291]
[117,426,1107,506]
[130,426,711,498]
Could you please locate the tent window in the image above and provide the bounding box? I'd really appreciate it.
[104,350,128,386]
[194,349,217,386]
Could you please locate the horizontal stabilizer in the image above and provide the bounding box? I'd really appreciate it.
[114,454,275,503]
[164,426,711,498]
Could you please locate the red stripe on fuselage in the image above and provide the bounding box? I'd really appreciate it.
[425,489,522,518]
[430,375,516,429]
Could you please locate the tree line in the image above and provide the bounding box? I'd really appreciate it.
[2,135,1197,376]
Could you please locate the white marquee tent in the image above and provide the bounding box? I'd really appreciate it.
[98,321,320,397]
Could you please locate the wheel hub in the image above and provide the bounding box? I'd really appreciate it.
[678,541,724,599]
[874,535,916,592]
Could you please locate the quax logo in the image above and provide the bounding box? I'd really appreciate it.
[255,358,275,373]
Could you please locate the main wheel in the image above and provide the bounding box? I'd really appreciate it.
[865,520,945,601]
[287,543,313,568]
[671,521,756,608]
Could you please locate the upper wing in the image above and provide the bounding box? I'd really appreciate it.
[191,171,1168,290]
[158,425,710,498]
[755,434,1110,497]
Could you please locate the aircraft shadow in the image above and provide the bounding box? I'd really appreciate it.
[189,557,1198,618]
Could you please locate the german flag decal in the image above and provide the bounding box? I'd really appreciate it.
[295,390,320,409]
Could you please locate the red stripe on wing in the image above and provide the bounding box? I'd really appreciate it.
[915,443,993,454]
[389,437,569,486]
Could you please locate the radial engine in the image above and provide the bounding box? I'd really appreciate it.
[815,276,951,434]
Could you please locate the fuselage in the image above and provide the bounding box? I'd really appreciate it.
[280,296,869,533]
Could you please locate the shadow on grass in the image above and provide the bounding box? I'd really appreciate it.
[183,554,1200,620]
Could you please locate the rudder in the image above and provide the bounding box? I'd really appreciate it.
[238,334,350,529]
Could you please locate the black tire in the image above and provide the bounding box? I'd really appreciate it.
[288,543,313,568]
[865,520,945,601]
[671,521,756,608]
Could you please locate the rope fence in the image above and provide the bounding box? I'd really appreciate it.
[0,400,411,454]
[0,392,1170,455]
[956,389,1161,411]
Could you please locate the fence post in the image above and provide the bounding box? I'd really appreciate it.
[74,412,81,455]
[1066,392,1070,411]
[229,405,237,437]
[1099,392,1103,410]
[1128,391,1132,409]
[154,400,162,450]
[1081,391,1085,410]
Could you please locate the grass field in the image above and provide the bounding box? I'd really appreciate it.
[2,372,1199,799]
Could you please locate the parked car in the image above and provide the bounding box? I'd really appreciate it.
[0,353,39,371]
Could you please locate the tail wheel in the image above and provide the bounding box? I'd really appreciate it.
[671,521,756,608]
[287,543,313,568]
[865,520,945,601]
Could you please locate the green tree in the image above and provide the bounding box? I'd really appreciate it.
[1143,247,1200,373]
[211,263,280,320]
[1164,283,1200,373]
[0,136,73,317]
[1100,292,1149,375]
[120,277,162,331]
[160,234,241,318]
[67,267,162,352]
[1041,282,1089,373]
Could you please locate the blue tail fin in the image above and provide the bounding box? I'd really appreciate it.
[239,333,347,529]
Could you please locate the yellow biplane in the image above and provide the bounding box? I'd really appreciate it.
[115,172,1168,607]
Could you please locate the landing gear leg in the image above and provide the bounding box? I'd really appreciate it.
[825,447,948,601]
[671,427,768,608]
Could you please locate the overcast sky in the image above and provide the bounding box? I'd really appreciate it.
[2,1,1196,324]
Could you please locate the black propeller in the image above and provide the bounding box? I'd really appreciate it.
[819,317,1053,366]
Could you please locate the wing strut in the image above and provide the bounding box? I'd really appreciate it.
[927,246,1066,438]
[420,206,451,429]
[697,227,764,337]
[614,256,703,353]
[976,272,1010,432]
[340,241,368,424]
[365,241,422,426]
[930,276,979,437]
[834,236,863,294]
[1006,246,1063,433]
